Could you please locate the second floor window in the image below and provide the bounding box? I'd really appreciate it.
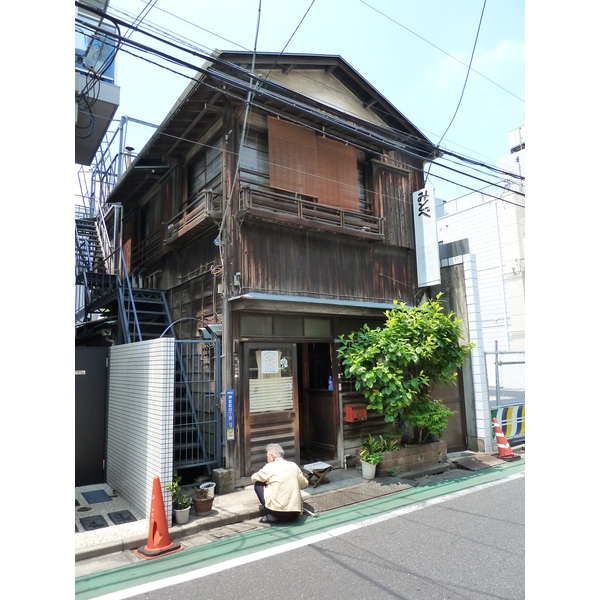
[239,128,270,188]
[188,137,223,199]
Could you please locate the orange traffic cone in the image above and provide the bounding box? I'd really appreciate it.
[134,476,183,559]
[492,417,514,459]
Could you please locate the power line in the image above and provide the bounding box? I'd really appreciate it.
[428,172,524,208]
[106,1,522,181]
[83,35,524,207]
[436,1,486,151]
[358,0,524,103]
[87,2,523,188]
[76,3,523,203]
[425,0,486,186]
[262,0,317,81]
[114,0,249,51]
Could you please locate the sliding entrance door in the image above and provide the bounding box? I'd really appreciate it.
[243,343,299,475]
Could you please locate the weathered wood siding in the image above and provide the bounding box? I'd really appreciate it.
[373,150,426,249]
[159,232,223,337]
[240,221,417,304]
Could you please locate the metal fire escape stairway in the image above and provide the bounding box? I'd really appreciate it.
[76,217,117,321]
[75,216,209,470]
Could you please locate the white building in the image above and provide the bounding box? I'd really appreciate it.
[436,126,525,446]
[438,125,525,352]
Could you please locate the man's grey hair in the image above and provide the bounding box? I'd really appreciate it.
[266,443,284,458]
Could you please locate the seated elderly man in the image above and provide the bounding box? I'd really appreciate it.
[251,443,309,524]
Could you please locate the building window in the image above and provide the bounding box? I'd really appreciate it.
[239,128,270,188]
[249,348,294,414]
[188,137,223,199]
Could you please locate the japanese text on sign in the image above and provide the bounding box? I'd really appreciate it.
[226,388,235,441]
[412,187,440,287]
[417,189,431,218]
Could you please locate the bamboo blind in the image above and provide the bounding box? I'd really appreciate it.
[316,136,359,210]
[267,116,359,210]
[268,116,317,197]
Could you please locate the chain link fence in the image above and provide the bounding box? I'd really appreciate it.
[485,347,525,407]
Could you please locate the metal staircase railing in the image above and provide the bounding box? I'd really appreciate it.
[76,209,221,470]
[76,114,221,469]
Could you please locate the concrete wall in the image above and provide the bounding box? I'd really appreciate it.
[107,338,175,523]
[433,253,493,452]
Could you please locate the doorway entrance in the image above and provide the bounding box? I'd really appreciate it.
[243,343,299,475]
[75,347,109,486]
[242,340,339,475]
[298,342,338,462]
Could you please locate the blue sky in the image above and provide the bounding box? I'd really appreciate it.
[98,0,525,202]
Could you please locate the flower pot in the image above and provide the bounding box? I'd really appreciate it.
[361,460,377,480]
[193,496,214,516]
[173,506,190,524]
[198,481,216,498]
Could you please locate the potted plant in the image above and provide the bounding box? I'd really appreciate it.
[192,481,216,516]
[358,434,382,480]
[166,470,191,524]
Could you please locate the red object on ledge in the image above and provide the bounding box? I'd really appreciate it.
[345,403,367,422]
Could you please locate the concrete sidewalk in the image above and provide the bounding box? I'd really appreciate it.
[75,448,524,564]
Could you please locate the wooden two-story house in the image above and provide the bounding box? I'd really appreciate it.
[79,50,440,480]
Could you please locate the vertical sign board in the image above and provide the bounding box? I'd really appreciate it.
[226,388,235,441]
[412,187,441,287]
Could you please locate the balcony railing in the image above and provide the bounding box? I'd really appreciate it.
[164,190,223,246]
[238,185,384,240]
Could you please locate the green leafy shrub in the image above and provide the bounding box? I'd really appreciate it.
[403,397,456,444]
[337,294,474,435]
[379,435,400,452]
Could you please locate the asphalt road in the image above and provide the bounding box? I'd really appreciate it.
[76,463,525,600]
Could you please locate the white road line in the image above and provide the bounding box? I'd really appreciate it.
[96,472,524,599]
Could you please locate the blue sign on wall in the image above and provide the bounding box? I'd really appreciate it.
[226,389,235,441]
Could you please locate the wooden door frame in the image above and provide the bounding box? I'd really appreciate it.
[298,341,339,460]
[242,342,299,475]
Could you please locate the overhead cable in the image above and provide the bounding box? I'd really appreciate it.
[75,2,523,200]
[358,0,524,103]
[77,1,523,185]
[426,0,487,185]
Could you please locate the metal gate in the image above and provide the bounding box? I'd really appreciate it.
[173,339,222,470]
[485,343,525,440]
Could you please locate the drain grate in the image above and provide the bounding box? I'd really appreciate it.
[79,515,109,531]
[453,455,506,471]
[108,510,137,525]
[82,490,112,504]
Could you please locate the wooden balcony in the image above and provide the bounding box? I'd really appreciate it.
[164,190,223,246]
[238,186,384,241]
